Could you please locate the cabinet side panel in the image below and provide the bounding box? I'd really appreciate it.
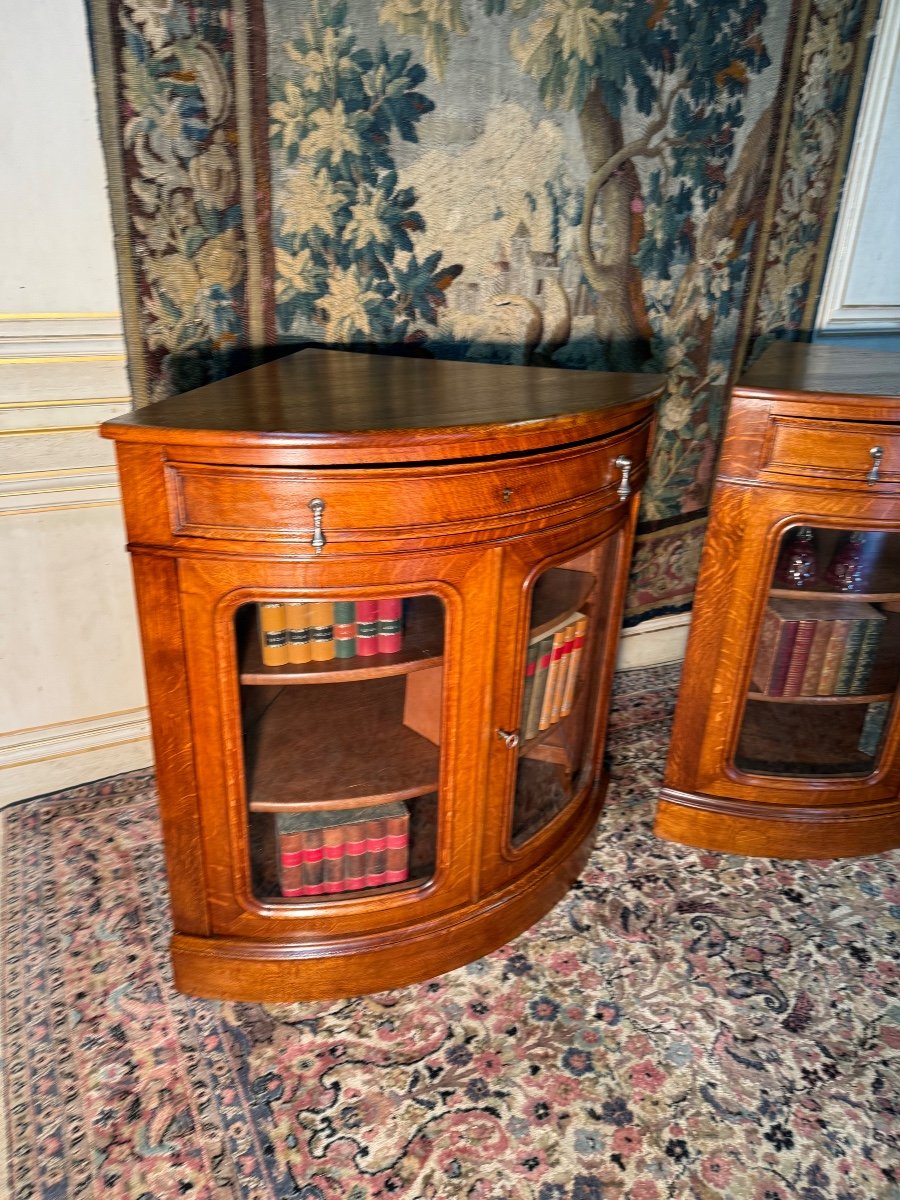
[130,553,210,935]
[662,485,752,788]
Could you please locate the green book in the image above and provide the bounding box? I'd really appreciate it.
[848,616,885,694]
[333,600,357,658]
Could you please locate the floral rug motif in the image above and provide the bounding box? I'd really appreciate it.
[2,664,898,1199]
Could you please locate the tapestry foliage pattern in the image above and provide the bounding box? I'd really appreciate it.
[88,0,878,620]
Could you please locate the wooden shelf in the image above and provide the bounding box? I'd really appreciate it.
[736,695,877,777]
[521,719,574,770]
[769,588,900,603]
[530,567,595,639]
[246,674,439,811]
[746,691,895,705]
[241,595,444,684]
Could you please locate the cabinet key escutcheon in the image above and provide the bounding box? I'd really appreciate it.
[308,497,326,553]
[496,728,521,749]
[614,455,633,500]
[867,446,884,484]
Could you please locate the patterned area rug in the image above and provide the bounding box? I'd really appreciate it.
[3,665,898,1199]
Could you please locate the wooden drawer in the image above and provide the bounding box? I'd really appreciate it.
[164,423,649,545]
[762,417,900,486]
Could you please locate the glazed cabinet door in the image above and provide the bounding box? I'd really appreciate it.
[735,519,900,782]
[173,548,499,940]
[673,485,900,807]
[482,507,636,889]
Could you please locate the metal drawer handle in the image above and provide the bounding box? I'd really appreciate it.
[309,497,326,553]
[867,446,883,484]
[614,454,633,500]
[496,728,520,750]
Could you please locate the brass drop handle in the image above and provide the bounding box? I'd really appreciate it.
[614,454,633,500]
[309,497,326,553]
[867,446,883,484]
[496,728,520,749]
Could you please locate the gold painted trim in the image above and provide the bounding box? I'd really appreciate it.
[0,312,121,321]
[3,706,147,739]
[0,466,117,481]
[0,500,120,517]
[0,736,152,771]
[0,354,126,365]
[0,396,130,409]
[0,425,99,437]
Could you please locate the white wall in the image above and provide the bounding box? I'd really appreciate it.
[0,0,151,804]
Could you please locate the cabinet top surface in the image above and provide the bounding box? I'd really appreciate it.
[101,348,663,460]
[737,341,900,403]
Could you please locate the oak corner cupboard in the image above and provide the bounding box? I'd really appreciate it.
[101,348,663,1002]
[657,340,900,860]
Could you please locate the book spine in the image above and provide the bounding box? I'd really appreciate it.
[258,602,289,667]
[284,601,312,665]
[751,607,782,693]
[858,700,890,757]
[766,621,800,697]
[299,827,326,896]
[833,621,868,696]
[308,601,335,662]
[817,619,854,695]
[560,615,588,719]
[549,622,577,725]
[539,629,568,730]
[333,600,357,659]
[520,642,540,728]
[525,635,554,739]
[376,598,404,654]
[798,618,834,696]
[365,817,388,887]
[341,819,369,890]
[383,806,410,885]
[277,825,326,897]
[356,599,379,656]
[848,619,884,695]
[781,618,817,697]
[321,822,346,894]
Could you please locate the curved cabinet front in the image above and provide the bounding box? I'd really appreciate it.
[657,342,900,860]
[103,349,661,1000]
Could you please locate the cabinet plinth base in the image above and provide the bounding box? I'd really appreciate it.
[656,787,900,860]
[171,794,601,1002]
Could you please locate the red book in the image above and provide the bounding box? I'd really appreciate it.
[376,598,403,654]
[321,823,346,894]
[356,599,379,656]
[275,803,409,898]
[342,816,370,891]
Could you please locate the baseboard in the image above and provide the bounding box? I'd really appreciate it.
[0,709,153,807]
[616,612,691,671]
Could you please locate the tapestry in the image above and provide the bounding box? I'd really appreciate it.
[3,667,898,1198]
[87,0,879,621]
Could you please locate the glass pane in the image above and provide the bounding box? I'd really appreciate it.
[510,538,619,847]
[237,594,444,902]
[735,526,900,778]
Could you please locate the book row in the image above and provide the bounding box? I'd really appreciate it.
[258,599,404,666]
[521,612,588,740]
[752,599,885,698]
[276,801,410,898]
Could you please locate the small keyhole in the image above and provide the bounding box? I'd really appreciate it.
[502,488,513,504]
